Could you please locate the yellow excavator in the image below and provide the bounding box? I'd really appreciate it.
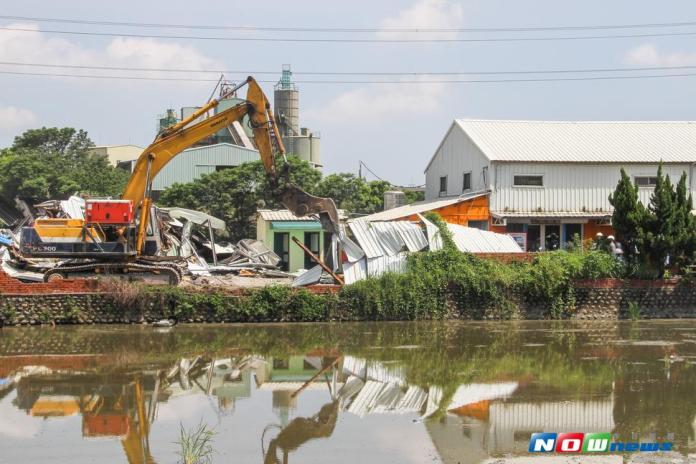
[18,77,339,284]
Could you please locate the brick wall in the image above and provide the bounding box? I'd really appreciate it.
[474,252,537,263]
[0,268,98,295]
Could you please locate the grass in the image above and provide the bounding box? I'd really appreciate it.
[627,301,641,321]
[177,422,215,464]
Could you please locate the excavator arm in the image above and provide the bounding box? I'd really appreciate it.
[122,76,339,255]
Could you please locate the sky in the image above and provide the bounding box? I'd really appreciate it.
[1,0,696,186]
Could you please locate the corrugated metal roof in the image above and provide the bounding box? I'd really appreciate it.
[259,209,348,222]
[258,209,318,222]
[455,119,696,163]
[359,192,487,222]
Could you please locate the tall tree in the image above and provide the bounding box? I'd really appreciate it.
[644,164,678,276]
[608,168,646,262]
[673,172,696,266]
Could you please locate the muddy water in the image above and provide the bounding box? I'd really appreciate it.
[1,321,696,463]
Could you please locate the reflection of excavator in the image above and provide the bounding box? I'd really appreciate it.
[16,372,160,464]
[263,401,339,464]
[19,76,339,284]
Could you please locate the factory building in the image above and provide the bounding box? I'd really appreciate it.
[423,120,696,251]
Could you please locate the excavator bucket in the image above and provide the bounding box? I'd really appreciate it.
[280,184,340,234]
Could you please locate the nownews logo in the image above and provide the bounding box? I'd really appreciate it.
[528,432,673,454]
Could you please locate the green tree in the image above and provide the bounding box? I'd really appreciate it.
[314,173,420,215]
[608,168,646,262]
[673,172,696,266]
[643,164,678,277]
[160,156,320,240]
[0,127,129,201]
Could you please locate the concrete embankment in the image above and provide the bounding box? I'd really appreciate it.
[1,268,696,325]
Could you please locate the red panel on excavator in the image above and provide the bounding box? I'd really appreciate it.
[85,200,134,224]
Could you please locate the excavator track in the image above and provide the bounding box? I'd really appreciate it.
[44,261,184,285]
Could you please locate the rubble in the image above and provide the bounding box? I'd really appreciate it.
[2,197,291,286]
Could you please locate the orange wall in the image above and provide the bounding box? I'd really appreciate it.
[403,195,491,226]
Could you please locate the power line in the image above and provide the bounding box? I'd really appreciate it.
[3,14,696,33]
[3,26,696,43]
[3,69,696,84]
[3,60,696,76]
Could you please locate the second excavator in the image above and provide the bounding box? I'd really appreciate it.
[19,76,339,284]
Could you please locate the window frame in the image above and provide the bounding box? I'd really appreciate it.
[634,176,659,188]
[438,175,448,197]
[513,174,544,188]
[462,171,472,193]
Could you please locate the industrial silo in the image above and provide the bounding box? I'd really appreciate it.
[273,65,300,137]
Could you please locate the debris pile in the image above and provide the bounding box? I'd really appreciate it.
[294,214,523,287]
[1,198,290,285]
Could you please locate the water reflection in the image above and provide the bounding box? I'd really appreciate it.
[1,321,696,463]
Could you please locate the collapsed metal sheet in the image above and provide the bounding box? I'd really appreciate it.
[369,222,405,256]
[292,265,323,287]
[338,224,365,263]
[367,252,408,278]
[418,214,443,251]
[390,221,428,252]
[160,207,226,231]
[448,223,522,253]
[348,220,386,259]
[343,258,367,285]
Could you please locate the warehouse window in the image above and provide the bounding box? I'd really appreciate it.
[439,176,448,196]
[634,176,659,188]
[513,175,544,187]
[462,172,471,192]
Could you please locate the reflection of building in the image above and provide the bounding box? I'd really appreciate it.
[426,391,615,463]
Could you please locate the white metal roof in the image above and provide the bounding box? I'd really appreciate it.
[358,192,488,222]
[258,209,347,222]
[454,119,696,164]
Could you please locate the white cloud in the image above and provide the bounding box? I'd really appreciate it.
[0,105,37,133]
[0,22,223,78]
[378,0,464,39]
[624,43,696,67]
[306,78,448,125]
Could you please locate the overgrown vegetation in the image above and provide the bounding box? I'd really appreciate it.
[343,247,622,320]
[609,164,696,277]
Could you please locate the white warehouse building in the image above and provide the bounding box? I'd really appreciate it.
[425,120,696,251]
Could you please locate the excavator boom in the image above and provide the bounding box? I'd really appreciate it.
[122,76,339,253]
